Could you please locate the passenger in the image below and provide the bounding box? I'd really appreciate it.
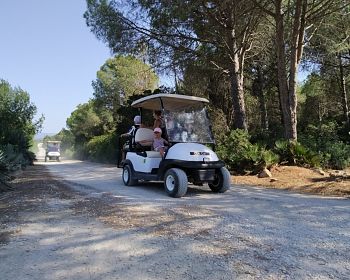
[153,110,164,129]
[121,115,142,138]
[121,115,142,160]
[153,110,167,139]
[153,127,168,158]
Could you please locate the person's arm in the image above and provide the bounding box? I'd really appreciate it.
[121,126,134,137]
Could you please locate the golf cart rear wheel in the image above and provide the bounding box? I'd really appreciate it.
[122,164,138,186]
[164,168,188,198]
[209,167,231,193]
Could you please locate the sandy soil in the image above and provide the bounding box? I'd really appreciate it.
[233,165,350,197]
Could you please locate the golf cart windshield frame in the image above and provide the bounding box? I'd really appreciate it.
[132,94,215,144]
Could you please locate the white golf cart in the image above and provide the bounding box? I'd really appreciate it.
[45,141,61,162]
[121,94,231,197]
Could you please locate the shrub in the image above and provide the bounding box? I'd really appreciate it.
[274,140,320,167]
[72,143,89,160]
[0,149,10,186]
[62,148,74,159]
[86,133,118,163]
[299,122,350,169]
[321,141,350,170]
[261,149,280,169]
[0,144,34,189]
[217,129,279,173]
[299,122,339,152]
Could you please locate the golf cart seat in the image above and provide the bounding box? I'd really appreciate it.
[134,128,162,158]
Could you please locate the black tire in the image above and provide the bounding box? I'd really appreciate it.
[45,156,47,162]
[122,164,138,186]
[57,157,60,162]
[164,168,188,198]
[209,167,231,193]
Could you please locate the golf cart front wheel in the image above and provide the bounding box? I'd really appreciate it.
[164,168,188,198]
[122,164,138,186]
[209,167,231,193]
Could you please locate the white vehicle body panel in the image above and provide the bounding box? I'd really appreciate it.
[166,143,219,162]
[126,153,162,173]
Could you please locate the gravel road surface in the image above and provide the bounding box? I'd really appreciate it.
[1,159,349,280]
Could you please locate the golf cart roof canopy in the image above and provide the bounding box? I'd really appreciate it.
[131,94,209,111]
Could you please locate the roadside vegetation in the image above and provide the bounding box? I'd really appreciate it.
[0,80,43,190]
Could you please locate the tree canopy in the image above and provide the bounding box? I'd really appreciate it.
[51,1,350,169]
[0,79,43,150]
[85,0,268,131]
[92,55,158,124]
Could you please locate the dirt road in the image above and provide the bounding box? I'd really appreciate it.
[1,160,349,279]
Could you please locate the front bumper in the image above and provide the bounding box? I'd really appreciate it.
[159,159,225,182]
[47,152,60,157]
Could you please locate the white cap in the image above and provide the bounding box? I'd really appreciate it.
[133,115,141,125]
[153,127,162,134]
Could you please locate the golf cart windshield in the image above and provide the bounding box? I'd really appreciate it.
[48,146,59,152]
[131,93,215,144]
[164,105,214,143]
[46,142,60,152]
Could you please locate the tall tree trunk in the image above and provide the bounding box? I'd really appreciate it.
[230,54,247,130]
[286,0,303,141]
[275,0,300,141]
[338,53,349,125]
[256,65,269,130]
[229,28,247,131]
[275,4,294,139]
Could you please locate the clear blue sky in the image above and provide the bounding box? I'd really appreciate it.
[0,1,111,134]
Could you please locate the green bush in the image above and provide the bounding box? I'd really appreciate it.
[217,129,279,173]
[2,144,23,169]
[0,149,10,185]
[321,141,350,169]
[299,122,339,152]
[70,143,88,160]
[298,122,350,169]
[261,149,280,169]
[86,133,118,163]
[62,148,74,159]
[0,144,34,188]
[274,140,320,167]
